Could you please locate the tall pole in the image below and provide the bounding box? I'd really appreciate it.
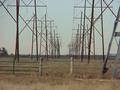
[15,0,20,62]
[45,14,48,60]
[79,12,83,58]
[31,14,35,59]
[86,24,89,46]
[57,36,60,57]
[75,24,79,57]
[39,21,43,57]
[50,21,53,57]
[58,37,60,57]
[88,0,95,63]
[101,0,105,62]
[54,30,56,58]
[93,25,95,59]
[81,0,87,62]
[84,28,87,55]
[34,0,38,61]
[77,24,79,56]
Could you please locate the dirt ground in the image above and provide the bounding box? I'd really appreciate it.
[0,74,119,90]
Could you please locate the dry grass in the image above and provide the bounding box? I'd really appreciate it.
[0,57,119,90]
[0,74,119,90]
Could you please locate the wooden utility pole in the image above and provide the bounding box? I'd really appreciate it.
[81,0,87,62]
[56,36,60,57]
[50,21,54,57]
[34,0,39,61]
[39,21,43,57]
[84,28,87,55]
[13,0,20,73]
[79,12,83,58]
[88,0,95,63]
[75,24,79,57]
[54,30,56,58]
[31,15,35,59]
[45,14,48,60]
[93,24,95,59]
[101,0,105,62]
[15,0,20,62]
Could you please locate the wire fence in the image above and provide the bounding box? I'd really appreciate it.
[0,57,113,79]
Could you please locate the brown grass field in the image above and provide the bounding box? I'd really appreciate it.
[0,57,119,90]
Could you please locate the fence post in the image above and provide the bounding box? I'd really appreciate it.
[38,57,43,76]
[70,56,73,75]
[13,59,16,74]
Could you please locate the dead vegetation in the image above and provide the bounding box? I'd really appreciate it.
[0,74,119,90]
[0,57,118,90]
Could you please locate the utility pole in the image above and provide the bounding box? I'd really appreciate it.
[81,0,87,62]
[93,24,95,59]
[34,0,39,61]
[84,27,87,56]
[76,24,79,57]
[88,0,95,63]
[45,14,48,60]
[15,0,20,62]
[50,21,54,58]
[31,14,35,59]
[56,36,60,57]
[53,30,56,58]
[101,0,105,62]
[79,12,83,58]
[39,21,43,57]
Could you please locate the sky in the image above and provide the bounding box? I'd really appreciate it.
[0,0,120,55]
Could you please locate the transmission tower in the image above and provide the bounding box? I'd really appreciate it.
[71,0,114,63]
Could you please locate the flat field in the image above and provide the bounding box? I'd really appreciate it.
[0,57,119,90]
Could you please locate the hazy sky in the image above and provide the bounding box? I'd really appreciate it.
[0,0,120,55]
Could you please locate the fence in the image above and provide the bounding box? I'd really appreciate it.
[0,57,112,78]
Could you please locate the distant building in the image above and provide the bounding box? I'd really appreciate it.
[0,47,8,56]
